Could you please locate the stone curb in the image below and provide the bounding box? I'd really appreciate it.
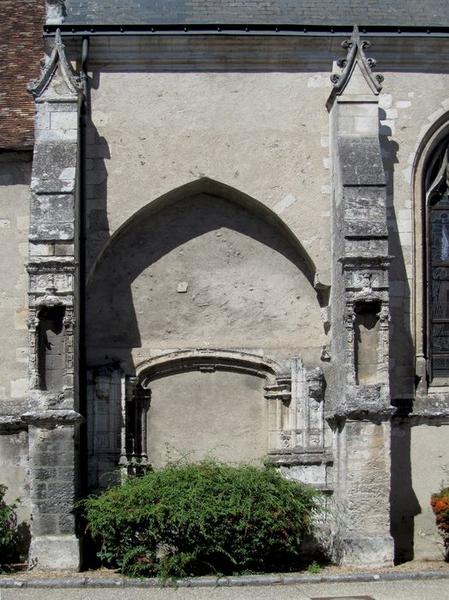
[1,570,449,588]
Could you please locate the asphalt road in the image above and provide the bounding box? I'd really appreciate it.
[1,578,449,600]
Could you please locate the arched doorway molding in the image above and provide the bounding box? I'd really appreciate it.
[412,110,449,389]
[127,349,291,469]
[120,349,326,472]
[135,348,288,387]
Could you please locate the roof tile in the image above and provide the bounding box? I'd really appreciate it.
[63,0,448,27]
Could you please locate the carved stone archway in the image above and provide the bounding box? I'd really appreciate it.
[118,349,326,476]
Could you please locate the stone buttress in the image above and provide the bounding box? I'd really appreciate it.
[327,27,394,566]
[26,30,83,569]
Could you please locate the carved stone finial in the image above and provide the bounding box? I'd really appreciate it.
[330,25,383,97]
[28,29,83,99]
[46,0,65,25]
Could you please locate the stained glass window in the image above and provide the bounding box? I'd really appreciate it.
[428,155,449,379]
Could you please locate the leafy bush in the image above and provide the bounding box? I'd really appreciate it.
[84,461,320,578]
[0,485,20,570]
[431,487,449,559]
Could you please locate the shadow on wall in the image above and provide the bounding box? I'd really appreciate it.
[390,420,421,563]
[85,178,324,369]
[84,179,326,489]
[379,109,420,563]
[84,71,111,276]
[0,153,32,186]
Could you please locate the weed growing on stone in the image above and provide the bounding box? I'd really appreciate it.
[307,560,322,574]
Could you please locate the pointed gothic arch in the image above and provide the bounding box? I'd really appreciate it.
[86,176,327,372]
[87,177,323,302]
[412,112,449,388]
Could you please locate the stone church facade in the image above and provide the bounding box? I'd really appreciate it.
[2,0,449,570]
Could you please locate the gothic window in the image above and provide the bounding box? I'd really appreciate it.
[426,143,449,380]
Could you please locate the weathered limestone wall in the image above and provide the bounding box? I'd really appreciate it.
[84,68,332,286]
[377,72,449,560]
[84,63,332,484]
[79,35,449,563]
[0,431,29,521]
[0,153,31,519]
[378,72,449,401]
[336,421,392,565]
[147,370,266,467]
[410,424,449,560]
[392,421,449,561]
[0,154,30,414]
[86,191,325,367]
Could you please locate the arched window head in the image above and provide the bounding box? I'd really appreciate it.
[426,142,449,381]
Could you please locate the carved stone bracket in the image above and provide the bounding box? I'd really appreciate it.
[264,375,291,403]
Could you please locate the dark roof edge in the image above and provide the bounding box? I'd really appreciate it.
[44,23,449,38]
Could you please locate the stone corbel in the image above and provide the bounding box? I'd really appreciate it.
[264,375,291,403]
[36,283,63,308]
[306,367,325,401]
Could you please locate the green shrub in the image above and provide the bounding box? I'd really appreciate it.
[84,461,320,578]
[431,487,449,559]
[0,485,20,570]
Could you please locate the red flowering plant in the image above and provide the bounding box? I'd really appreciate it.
[430,487,449,560]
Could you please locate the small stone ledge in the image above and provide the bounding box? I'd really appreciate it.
[412,395,449,419]
[326,406,394,422]
[266,449,333,466]
[21,410,84,427]
[0,416,27,432]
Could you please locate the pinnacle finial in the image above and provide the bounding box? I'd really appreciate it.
[28,27,83,99]
[330,25,383,95]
